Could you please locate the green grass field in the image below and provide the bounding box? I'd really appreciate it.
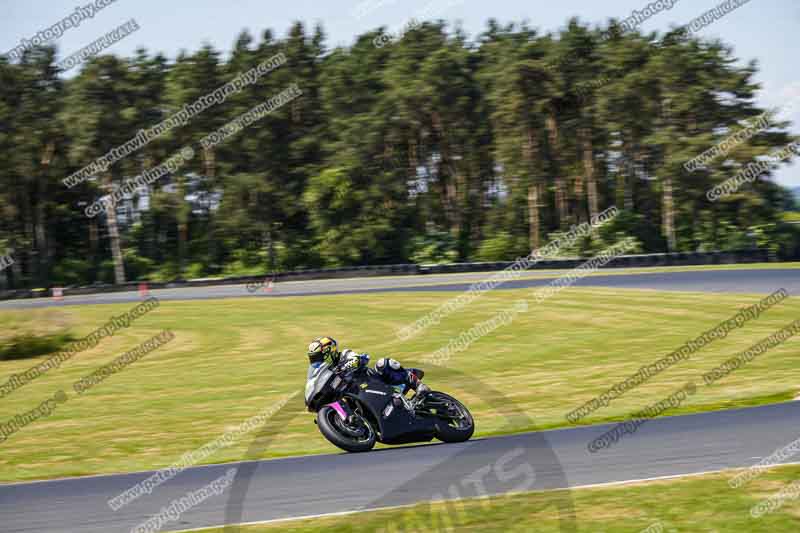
[1,280,799,482]
[190,464,800,532]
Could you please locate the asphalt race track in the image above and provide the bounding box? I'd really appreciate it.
[0,267,798,309]
[2,402,800,532]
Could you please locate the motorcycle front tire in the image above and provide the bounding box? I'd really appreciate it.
[317,406,377,452]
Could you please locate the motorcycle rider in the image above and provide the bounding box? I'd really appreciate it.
[307,336,430,401]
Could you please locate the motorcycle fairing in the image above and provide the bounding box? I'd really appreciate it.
[345,372,437,444]
[305,363,338,409]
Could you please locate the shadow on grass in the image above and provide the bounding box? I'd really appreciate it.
[0,332,75,361]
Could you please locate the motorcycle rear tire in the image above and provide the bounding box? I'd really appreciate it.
[429,391,475,443]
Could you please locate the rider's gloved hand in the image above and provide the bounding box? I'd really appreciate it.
[341,349,366,370]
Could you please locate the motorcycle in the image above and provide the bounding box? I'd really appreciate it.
[305,362,474,452]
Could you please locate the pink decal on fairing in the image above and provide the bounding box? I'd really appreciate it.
[328,402,347,420]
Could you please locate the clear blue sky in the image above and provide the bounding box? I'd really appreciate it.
[3,0,798,187]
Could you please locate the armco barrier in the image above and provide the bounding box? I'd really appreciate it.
[419,249,771,274]
[0,249,777,301]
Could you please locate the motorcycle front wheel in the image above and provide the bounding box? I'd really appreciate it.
[317,405,377,452]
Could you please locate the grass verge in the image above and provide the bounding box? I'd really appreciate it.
[0,286,798,482]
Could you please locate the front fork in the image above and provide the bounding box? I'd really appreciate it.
[326,400,353,420]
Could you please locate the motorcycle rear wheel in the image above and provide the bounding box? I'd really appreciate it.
[426,391,475,443]
[317,406,377,452]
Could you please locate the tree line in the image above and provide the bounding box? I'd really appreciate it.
[0,18,798,289]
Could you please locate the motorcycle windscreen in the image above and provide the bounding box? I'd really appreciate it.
[305,364,334,405]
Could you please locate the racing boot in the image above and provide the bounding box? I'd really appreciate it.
[407,369,430,403]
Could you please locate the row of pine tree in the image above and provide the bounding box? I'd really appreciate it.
[0,19,797,288]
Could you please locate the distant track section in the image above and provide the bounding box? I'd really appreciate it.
[0,268,797,309]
